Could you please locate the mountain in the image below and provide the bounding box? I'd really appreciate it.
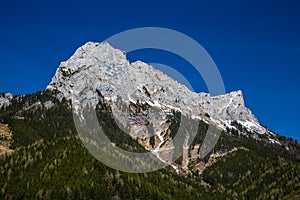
[46,42,273,135]
[0,42,299,199]
[47,42,259,128]
[46,42,283,167]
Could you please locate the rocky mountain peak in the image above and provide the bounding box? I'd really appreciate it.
[47,41,273,140]
[48,42,127,80]
[227,90,245,106]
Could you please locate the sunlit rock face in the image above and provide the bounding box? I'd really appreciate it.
[47,41,275,166]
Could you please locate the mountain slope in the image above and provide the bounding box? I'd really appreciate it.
[0,125,299,199]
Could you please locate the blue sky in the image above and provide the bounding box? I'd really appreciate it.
[0,0,299,140]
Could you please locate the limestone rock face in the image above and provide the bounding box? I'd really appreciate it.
[47,42,277,166]
[47,42,259,125]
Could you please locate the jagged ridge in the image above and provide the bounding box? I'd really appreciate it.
[47,42,268,135]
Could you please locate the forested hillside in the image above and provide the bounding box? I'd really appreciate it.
[0,91,299,199]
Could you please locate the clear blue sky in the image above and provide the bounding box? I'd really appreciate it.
[0,0,299,140]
